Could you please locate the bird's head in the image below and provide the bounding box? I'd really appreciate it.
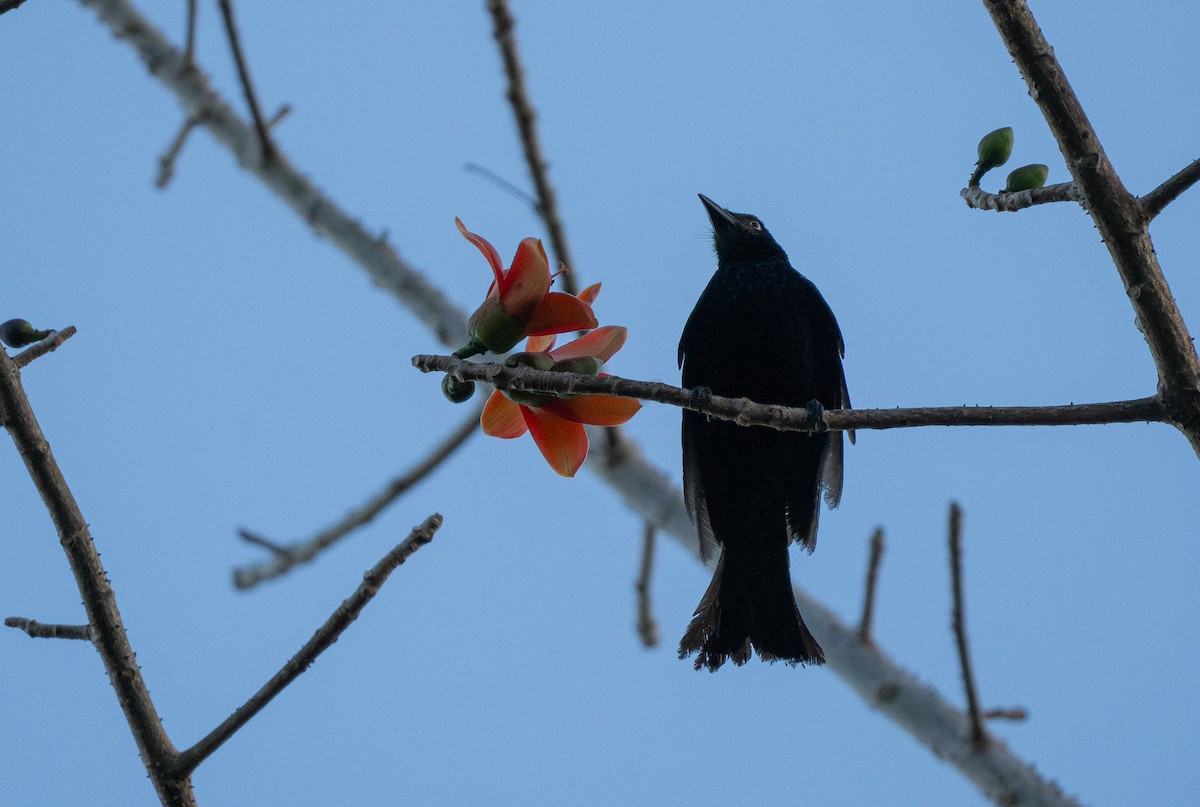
[698,194,787,265]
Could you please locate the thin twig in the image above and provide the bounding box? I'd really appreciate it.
[236,529,290,556]
[634,521,658,647]
[156,113,203,188]
[486,0,577,295]
[948,502,987,749]
[960,181,1083,212]
[858,528,885,643]
[216,0,274,162]
[13,326,77,369]
[1141,157,1200,220]
[233,403,480,589]
[5,617,93,641]
[0,345,191,805]
[463,162,538,208]
[173,514,441,776]
[182,0,196,67]
[414,353,1168,433]
[984,707,1029,721]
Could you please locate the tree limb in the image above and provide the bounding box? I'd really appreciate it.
[5,617,93,641]
[232,402,480,589]
[1140,157,1200,220]
[1,343,192,806]
[982,0,1200,453]
[960,181,1083,211]
[413,353,1167,433]
[173,515,441,776]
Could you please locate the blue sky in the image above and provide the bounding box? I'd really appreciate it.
[4,2,1200,805]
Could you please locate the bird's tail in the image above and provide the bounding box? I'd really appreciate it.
[678,546,824,672]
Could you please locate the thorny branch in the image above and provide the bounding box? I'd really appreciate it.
[414,353,1167,434]
[1141,157,1200,220]
[1,336,190,806]
[981,0,1200,454]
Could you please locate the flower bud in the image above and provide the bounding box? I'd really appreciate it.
[551,356,602,376]
[441,374,476,403]
[0,318,50,348]
[1003,163,1049,192]
[504,351,556,371]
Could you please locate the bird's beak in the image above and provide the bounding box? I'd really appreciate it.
[698,194,738,230]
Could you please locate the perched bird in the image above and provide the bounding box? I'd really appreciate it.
[678,194,851,671]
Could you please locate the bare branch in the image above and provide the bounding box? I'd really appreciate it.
[232,403,480,589]
[948,502,987,749]
[463,161,538,208]
[0,346,192,805]
[858,528,885,643]
[174,514,441,776]
[13,326,78,369]
[156,113,203,188]
[961,181,1083,212]
[983,0,1200,453]
[1141,157,1200,220]
[5,616,93,641]
[486,0,578,295]
[216,0,275,162]
[984,707,1029,722]
[634,522,658,647]
[414,353,1167,433]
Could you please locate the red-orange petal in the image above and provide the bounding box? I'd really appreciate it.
[525,291,599,336]
[456,218,505,286]
[576,282,602,305]
[548,325,627,362]
[481,390,527,438]
[521,405,588,477]
[501,237,551,319]
[540,395,642,427]
[524,334,557,352]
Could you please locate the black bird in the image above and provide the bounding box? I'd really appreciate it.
[678,194,851,671]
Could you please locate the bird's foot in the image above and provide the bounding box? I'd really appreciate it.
[804,400,828,432]
[690,385,714,421]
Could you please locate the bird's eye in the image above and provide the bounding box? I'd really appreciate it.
[748,220,763,232]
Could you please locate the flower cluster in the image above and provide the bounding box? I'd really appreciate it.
[450,219,641,477]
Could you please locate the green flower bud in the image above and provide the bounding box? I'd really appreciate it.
[441,373,476,403]
[0,318,51,348]
[504,351,555,371]
[1002,163,1049,193]
[466,299,527,355]
[551,356,601,376]
[970,127,1014,186]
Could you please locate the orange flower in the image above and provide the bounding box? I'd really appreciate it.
[480,325,642,477]
[456,218,597,355]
